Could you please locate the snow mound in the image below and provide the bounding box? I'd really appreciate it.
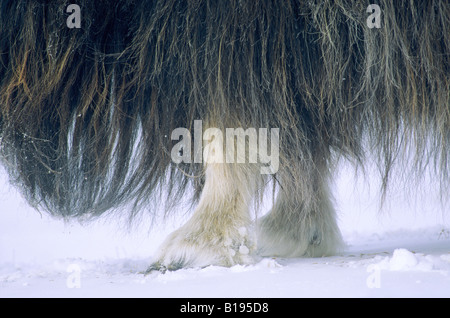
[372,248,450,273]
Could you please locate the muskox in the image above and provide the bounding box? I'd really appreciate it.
[0,1,448,271]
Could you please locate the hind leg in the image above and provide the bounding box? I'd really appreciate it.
[148,163,259,272]
[257,166,343,258]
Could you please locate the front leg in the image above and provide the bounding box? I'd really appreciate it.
[148,163,259,272]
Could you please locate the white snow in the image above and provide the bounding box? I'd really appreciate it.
[0,162,449,298]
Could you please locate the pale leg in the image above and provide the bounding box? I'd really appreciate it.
[148,163,259,272]
[258,168,343,258]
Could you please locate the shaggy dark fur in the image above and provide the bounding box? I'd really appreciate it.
[0,0,448,221]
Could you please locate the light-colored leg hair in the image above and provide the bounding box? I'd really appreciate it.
[257,167,343,258]
[149,161,260,271]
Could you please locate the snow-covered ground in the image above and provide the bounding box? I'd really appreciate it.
[0,162,449,298]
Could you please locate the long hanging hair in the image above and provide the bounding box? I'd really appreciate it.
[0,0,448,219]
